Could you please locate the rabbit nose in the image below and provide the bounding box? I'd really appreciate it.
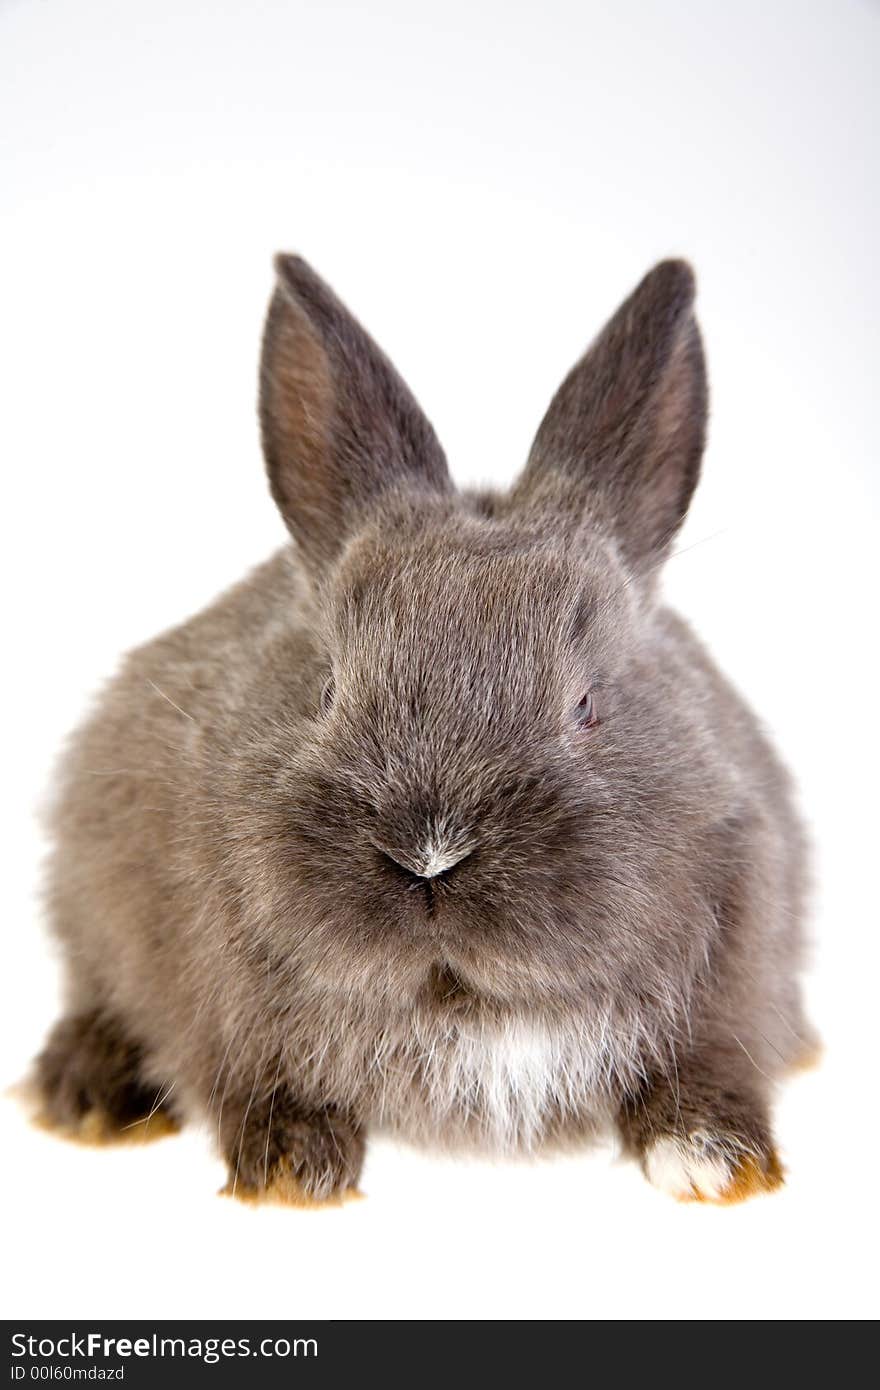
[375,839,473,880]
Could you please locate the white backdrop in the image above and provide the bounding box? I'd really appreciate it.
[1,0,877,1321]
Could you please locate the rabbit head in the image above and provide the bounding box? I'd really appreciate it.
[255,256,711,1022]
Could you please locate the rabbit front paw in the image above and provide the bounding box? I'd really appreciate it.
[642,1128,783,1204]
[620,1063,784,1205]
[221,1089,365,1207]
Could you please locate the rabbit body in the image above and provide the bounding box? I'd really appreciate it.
[36,258,812,1202]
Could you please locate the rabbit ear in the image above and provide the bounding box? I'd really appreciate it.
[259,255,451,574]
[511,260,707,573]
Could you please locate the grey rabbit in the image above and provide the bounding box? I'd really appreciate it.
[34,255,815,1204]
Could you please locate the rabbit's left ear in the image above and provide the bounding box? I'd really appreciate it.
[511,261,707,573]
[260,255,451,577]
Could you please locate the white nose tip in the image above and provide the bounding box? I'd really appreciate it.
[377,836,473,879]
[415,843,472,879]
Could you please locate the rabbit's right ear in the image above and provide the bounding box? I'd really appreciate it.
[259,256,451,575]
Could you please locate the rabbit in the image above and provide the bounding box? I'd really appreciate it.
[33,254,814,1205]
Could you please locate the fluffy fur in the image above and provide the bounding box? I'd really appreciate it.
[34,255,813,1202]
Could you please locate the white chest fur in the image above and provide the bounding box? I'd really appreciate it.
[393,1014,616,1151]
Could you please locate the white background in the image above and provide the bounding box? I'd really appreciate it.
[1,0,878,1321]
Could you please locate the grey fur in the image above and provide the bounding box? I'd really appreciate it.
[36,256,812,1198]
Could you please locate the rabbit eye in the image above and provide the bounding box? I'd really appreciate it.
[320,677,335,716]
[575,692,599,729]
